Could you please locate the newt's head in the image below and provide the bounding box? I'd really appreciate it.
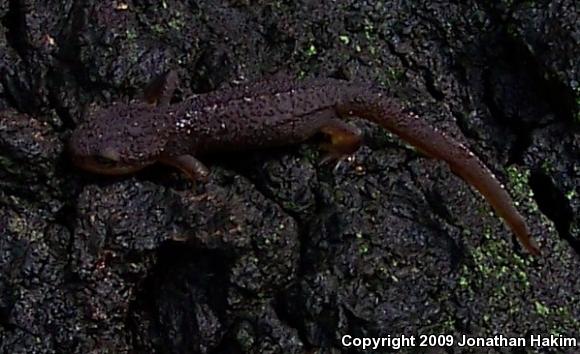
[69,102,172,175]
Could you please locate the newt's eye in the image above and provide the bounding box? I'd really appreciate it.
[92,155,119,166]
[98,147,121,162]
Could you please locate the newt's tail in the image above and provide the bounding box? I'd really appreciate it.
[338,88,540,255]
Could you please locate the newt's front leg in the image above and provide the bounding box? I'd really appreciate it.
[143,70,179,106]
[159,155,210,182]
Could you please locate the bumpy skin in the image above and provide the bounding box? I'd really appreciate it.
[69,77,540,255]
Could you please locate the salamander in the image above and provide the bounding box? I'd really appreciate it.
[68,73,540,255]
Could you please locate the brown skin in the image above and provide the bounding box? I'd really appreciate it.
[69,76,540,255]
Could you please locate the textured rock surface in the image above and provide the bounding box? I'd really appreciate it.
[1,1,578,353]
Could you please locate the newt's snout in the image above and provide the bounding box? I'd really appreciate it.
[69,127,148,175]
[68,103,164,175]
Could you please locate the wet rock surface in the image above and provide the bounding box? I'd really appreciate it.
[1,1,578,353]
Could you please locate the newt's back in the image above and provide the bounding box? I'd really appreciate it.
[167,78,357,154]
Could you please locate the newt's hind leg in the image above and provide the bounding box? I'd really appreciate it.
[318,119,362,165]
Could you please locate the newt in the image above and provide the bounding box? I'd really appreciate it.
[69,72,540,255]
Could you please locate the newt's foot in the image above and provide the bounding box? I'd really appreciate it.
[143,70,179,106]
[319,152,355,173]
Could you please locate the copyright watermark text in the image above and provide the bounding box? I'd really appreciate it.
[341,334,578,350]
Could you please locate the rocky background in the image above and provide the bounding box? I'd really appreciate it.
[0,0,578,353]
